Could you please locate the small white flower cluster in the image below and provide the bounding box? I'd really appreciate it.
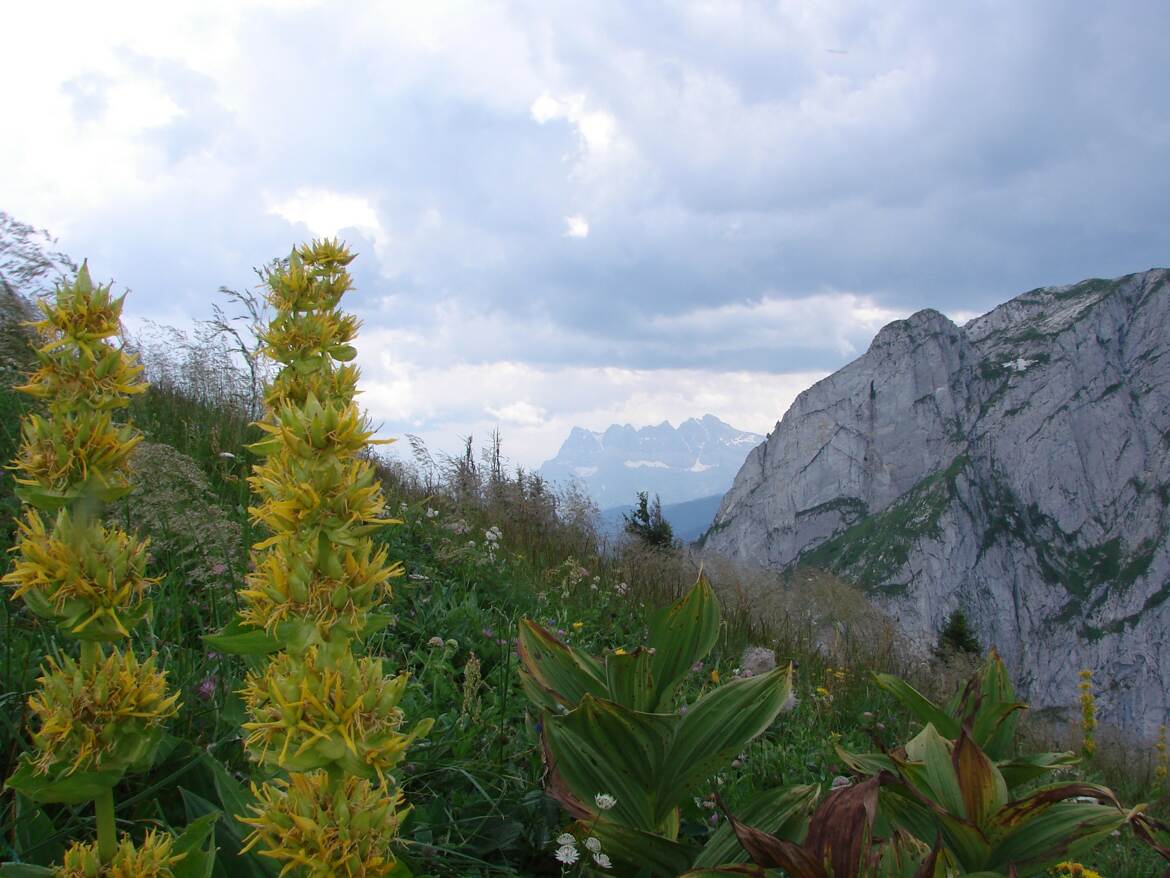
[425,506,439,518]
[484,525,502,561]
[553,831,611,869]
[614,581,629,597]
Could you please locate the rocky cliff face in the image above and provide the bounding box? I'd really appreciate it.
[703,270,1170,733]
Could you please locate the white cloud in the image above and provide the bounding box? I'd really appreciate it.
[267,188,385,243]
[358,345,824,469]
[563,215,589,238]
[530,92,617,156]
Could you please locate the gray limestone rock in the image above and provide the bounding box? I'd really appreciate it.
[702,269,1170,733]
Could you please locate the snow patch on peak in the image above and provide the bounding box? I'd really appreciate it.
[624,459,669,469]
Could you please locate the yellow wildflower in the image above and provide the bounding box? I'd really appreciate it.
[241,771,408,878]
[710,669,720,684]
[571,621,584,631]
[27,649,179,777]
[240,644,431,782]
[56,829,183,878]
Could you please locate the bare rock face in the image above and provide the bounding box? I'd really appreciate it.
[703,269,1170,733]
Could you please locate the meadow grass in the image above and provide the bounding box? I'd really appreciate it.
[0,349,1167,875]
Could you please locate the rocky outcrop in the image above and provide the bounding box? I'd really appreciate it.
[703,270,1170,733]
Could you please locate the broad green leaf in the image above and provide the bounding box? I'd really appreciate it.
[202,616,281,656]
[951,730,1007,826]
[517,619,607,710]
[836,746,898,777]
[997,751,1078,790]
[903,725,965,818]
[679,869,773,877]
[543,695,677,833]
[360,612,396,639]
[605,648,658,712]
[588,819,697,877]
[9,795,65,866]
[874,675,959,740]
[990,801,1128,871]
[193,754,279,877]
[0,866,55,877]
[171,810,220,878]
[693,785,818,868]
[648,572,720,711]
[657,665,794,824]
[4,757,123,804]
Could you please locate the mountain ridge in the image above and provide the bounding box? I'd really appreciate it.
[702,268,1170,733]
[539,414,762,509]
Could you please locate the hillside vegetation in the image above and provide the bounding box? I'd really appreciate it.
[1,241,1168,877]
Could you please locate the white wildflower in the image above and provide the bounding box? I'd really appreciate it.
[556,833,576,846]
[555,844,579,865]
[584,837,601,853]
[217,451,236,460]
[594,792,617,811]
[592,852,612,869]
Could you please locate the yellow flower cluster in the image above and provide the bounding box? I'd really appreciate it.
[56,829,183,878]
[1078,668,1096,758]
[241,646,428,781]
[3,266,178,873]
[5,508,155,638]
[1048,862,1103,878]
[241,769,408,878]
[1156,724,1168,784]
[240,240,426,876]
[29,648,178,776]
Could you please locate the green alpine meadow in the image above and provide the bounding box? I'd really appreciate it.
[2,236,1169,877]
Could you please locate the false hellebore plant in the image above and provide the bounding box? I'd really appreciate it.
[2,268,214,877]
[213,240,431,877]
[704,651,1146,878]
[518,573,810,877]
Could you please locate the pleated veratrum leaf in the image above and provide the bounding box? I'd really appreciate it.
[988,785,1129,872]
[542,694,676,833]
[517,619,607,712]
[873,675,960,740]
[604,647,657,713]
[585,818,697,877]
[692,784,818,868]
[903,725,965,818]
[997,751,1078,789]
[952,648,1022,760]
[655,665,794,824]
[648,572,720,711]
[952,729,1007,826]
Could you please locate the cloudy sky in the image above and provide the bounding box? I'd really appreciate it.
[3,1,1168,468]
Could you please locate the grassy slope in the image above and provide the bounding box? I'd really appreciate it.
[0,375,1164,876]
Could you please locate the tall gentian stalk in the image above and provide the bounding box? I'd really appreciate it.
[237,240,430,877]
[3,266,181,876]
